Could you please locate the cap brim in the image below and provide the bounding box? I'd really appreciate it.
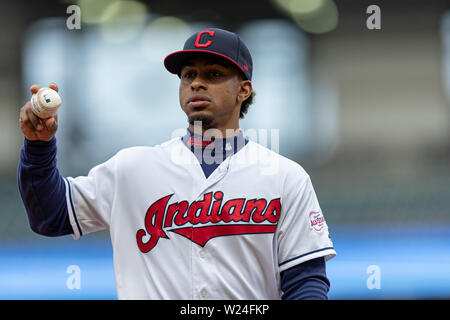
[164,49,247,79]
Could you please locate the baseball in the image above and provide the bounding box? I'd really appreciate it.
[30,87,62,119]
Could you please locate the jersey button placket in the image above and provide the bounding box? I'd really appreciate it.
[193,245,210,299]
[195,159,230,199]
[191,161,230,299]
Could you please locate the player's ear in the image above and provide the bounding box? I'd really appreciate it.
[237,80,252,103]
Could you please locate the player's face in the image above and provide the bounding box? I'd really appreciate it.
[179,57,252,134]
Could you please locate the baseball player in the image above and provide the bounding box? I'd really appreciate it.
[18,28,336,300]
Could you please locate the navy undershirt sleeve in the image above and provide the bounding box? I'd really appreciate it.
[280,257,330,300]
[17,137,72,236]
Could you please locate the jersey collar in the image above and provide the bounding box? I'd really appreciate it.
[181,128,249,160]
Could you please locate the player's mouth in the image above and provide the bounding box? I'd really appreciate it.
[187,95,211,108]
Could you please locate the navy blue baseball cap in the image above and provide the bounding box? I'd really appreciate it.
[164,28,253,81]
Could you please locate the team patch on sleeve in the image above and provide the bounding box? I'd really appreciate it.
[309,210,326,232]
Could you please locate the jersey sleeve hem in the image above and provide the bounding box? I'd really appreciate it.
[64,177,83,240]
[279,247,336,272]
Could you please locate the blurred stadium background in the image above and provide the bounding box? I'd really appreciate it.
[1,0,450,299]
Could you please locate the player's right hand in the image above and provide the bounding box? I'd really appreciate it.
[19,84,59,142]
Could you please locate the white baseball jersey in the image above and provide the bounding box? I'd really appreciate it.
[63,132,336,299]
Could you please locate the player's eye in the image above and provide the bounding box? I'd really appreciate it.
[207,70,224,80]
[210,70,222,77]
[181,70,195,79]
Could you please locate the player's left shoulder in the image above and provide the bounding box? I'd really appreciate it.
[243,140,310,179]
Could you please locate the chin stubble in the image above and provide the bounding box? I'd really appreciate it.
[188,115,214,129]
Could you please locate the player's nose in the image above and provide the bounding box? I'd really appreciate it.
[190,75,207,91]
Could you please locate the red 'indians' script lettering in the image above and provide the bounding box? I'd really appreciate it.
[136,192,281,253]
